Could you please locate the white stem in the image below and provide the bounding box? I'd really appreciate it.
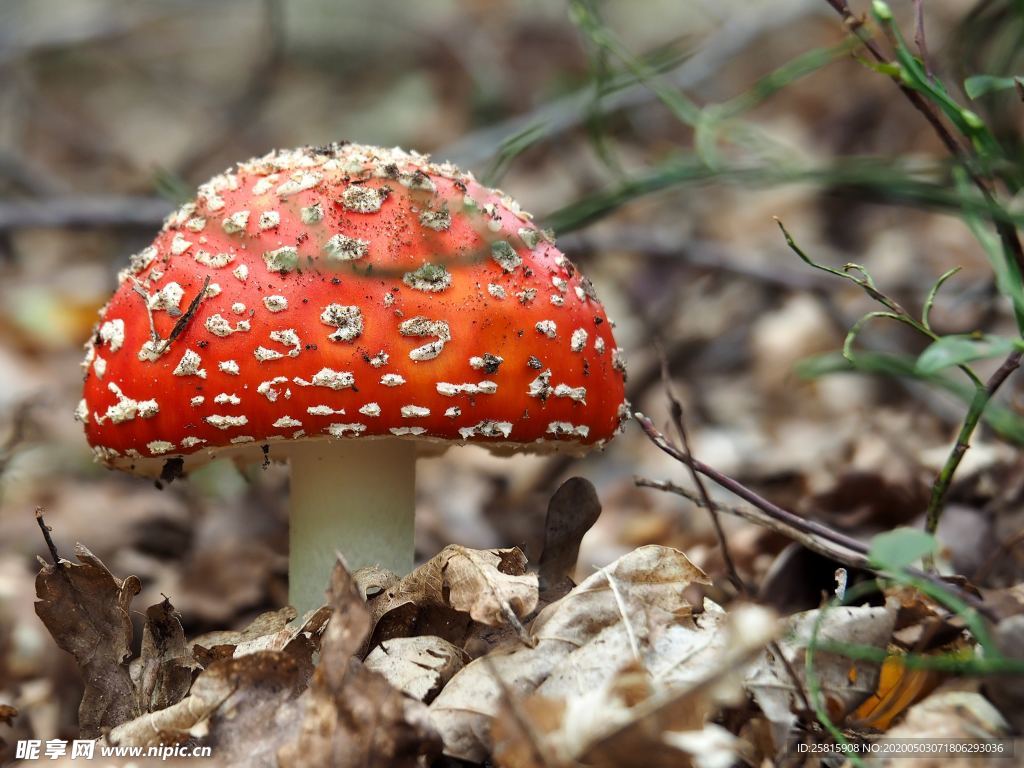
[288,439,416,613]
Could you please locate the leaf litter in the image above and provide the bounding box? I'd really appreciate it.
[21,476,1021,766]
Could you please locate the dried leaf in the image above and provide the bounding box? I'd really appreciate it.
[429,545,710,762]
[492,604,777,768]
[0,704,16,752]
[851,654,943,730]
[132,597,197,713]
[984,614,1024,732]
[874,687,1010,767]
[445,547,538,628]
[233,606,331,658]
[104,639,314,762]
[34,544,141,738]
[278,558,441,767]
[745,602,896,750]
[364,636,465,702]
[191,606,297,665]
[362,545,538,650]
[538,477,602,602]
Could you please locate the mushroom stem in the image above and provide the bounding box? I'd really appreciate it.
[288,439,416,612]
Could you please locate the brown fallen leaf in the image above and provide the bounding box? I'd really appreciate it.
[0,703,16,751]
[537,477,602,603]
[429,545,711,762]
[103,638,314,762]
[872,685,1011,768]
[131,597,198,713]
[984,613,1024,732]
[364,636,466,703]
[232,607,331,659]
[745,601,897,751]
[278,558,441,768]
[190,606,297,665]
[360,544,538,651]
[34,543,141,738]
[491,605,777,768]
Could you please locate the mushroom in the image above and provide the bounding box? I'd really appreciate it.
[78,143,629,613]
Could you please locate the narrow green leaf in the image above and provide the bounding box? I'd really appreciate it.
[868,528,937,571]
[964,75,1020,100]
[915,334,1019,375]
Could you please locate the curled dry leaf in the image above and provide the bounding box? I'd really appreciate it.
[428,545,711,762]
[364,636,465,703]
[34,543,141,738]
[873,687,1011,768]
[103,639,314,764]
[278,558,441,768]
[361,545,538,650]
[492,604,777,768]
[190,606,298,665]
[232,607,332,659]
[745,601,897,751]
[131,597,198,713]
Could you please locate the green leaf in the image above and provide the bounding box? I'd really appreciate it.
[964,75,1022,100]
[868,528,937,571]
[915,334,1019,375]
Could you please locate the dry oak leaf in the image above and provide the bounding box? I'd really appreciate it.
[872,686,1011,768]
[745,601,897,751]
[34,543,141,738]
[364,635,466,703]
[428,545,710,762]
[491,604,777,768]
[130,597,198,714]
[103,639,314,765]
[360,545,538,650]
[278,558,441,768]
[190,606,297,665]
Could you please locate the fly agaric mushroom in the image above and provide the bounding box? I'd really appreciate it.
[78,143,628,612]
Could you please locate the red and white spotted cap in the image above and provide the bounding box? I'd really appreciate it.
[78,143,629,476]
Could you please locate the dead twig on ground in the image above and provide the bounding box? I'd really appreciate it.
[0,196,171,231]
[35,507,61,566]
[634,413,998,621]
[657,348,747,595]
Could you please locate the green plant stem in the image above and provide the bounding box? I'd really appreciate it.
[824,0,1024,302]
[924,350,1022,551]
[814,642,1024,674]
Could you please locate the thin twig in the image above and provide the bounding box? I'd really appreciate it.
[636,413,871,556]
[823,0,1024,283]
[635,415,998,621]
[0,196,171,232]
[657,348,747,594]
[636,477,869,571]
[157,276,210,354]
[911,0,933,78]
[35,507,61,566]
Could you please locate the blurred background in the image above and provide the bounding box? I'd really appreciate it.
[3,0,1024,751]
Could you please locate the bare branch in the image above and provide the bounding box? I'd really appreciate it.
[0,196,171,232]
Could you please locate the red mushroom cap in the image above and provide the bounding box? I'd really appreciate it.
[78,144,629,475]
